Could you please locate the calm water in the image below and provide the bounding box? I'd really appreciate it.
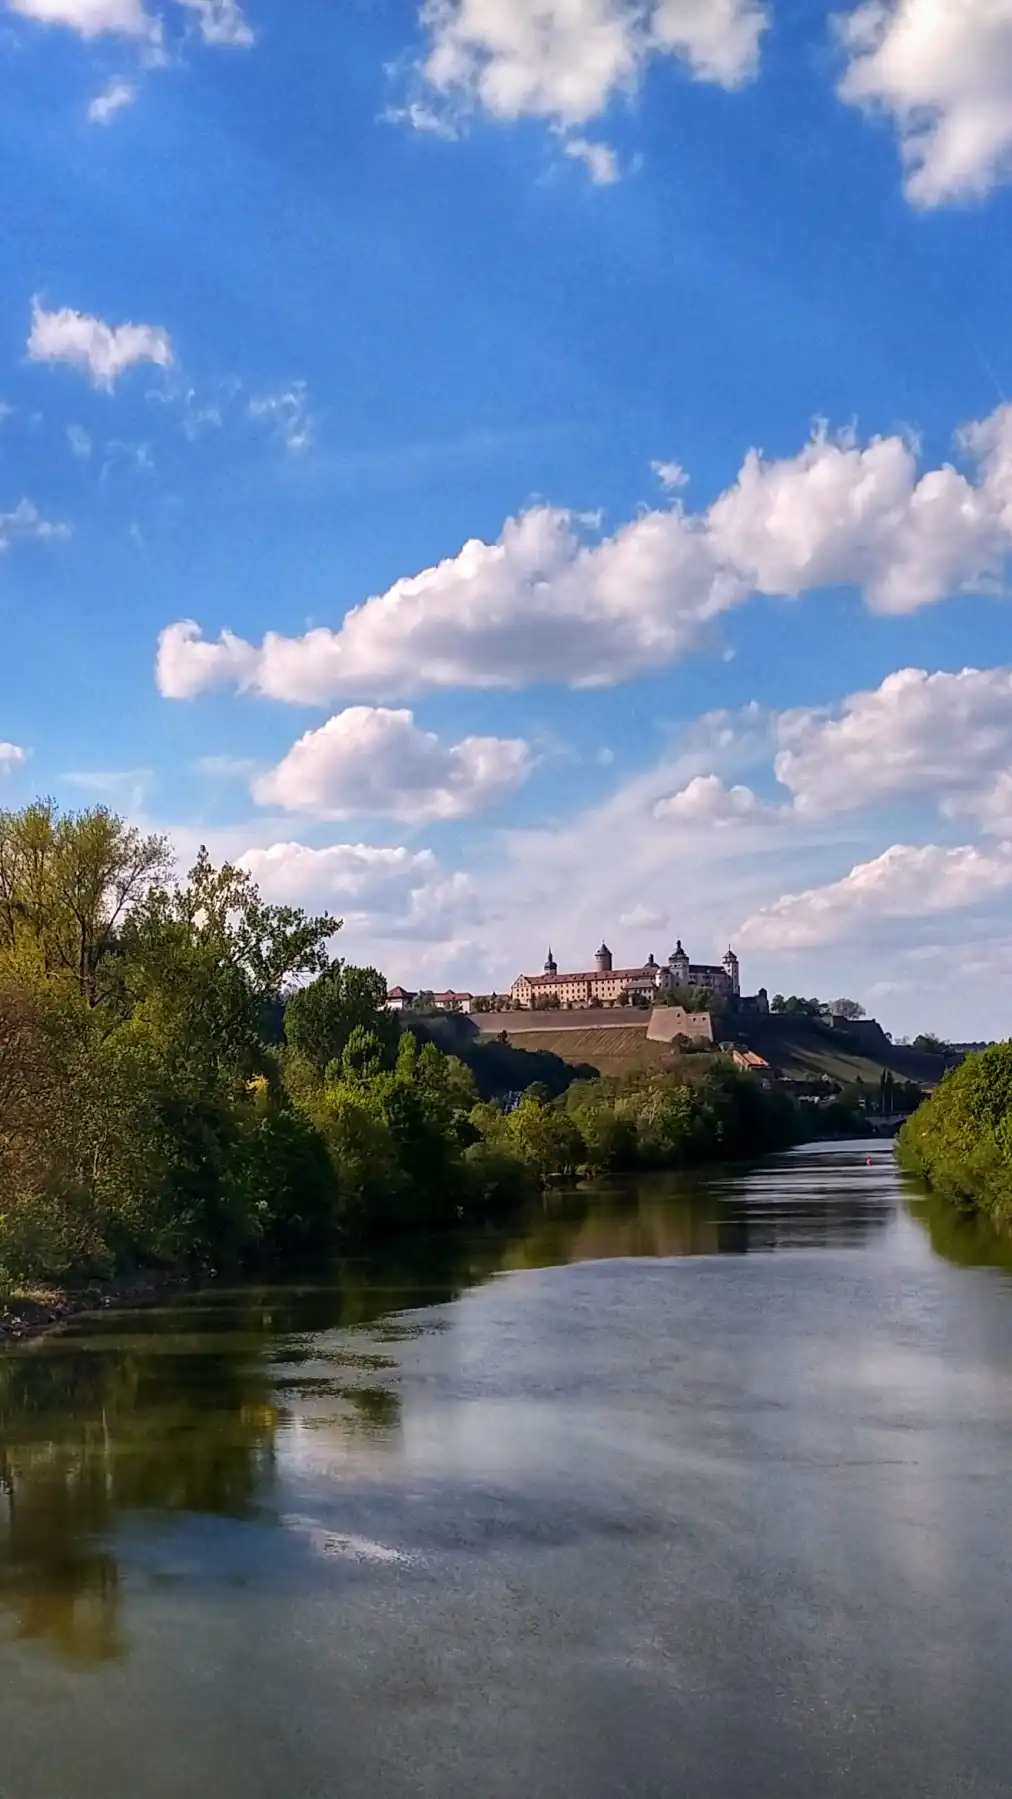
[4,1142,1012,1797]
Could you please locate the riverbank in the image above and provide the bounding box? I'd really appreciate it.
[0,1271,191,1345]
[898,1042,1012,1225]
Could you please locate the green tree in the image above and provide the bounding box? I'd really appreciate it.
[286,962,396,1076]
[899,1043,1012,1223]
[0,801,171,1007]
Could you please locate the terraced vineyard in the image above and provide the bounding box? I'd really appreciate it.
[502,1026,677,1076]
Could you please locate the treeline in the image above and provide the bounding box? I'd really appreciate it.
[0,801,800,1293]
[898,1043,1012,1224]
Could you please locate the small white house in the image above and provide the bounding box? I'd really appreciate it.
[386,986,417,1012]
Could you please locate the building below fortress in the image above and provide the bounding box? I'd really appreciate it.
[510,940,741,1010]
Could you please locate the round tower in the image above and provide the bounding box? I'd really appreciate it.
[595,942,613,975]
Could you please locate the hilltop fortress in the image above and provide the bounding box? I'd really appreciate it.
[511,939,752,1010]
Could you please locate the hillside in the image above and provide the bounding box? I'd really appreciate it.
[479,1011,948,1090]
[732,1015,947,1090]
[418,1005,949,1091]
[502,1026,676,1077]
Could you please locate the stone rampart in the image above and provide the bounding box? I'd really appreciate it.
[646,1008,714,1044]
[475,1007,713,1043]
[475,1008,649,1035]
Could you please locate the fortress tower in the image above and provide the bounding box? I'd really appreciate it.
[668,940,691,986]
[595,942,613,975]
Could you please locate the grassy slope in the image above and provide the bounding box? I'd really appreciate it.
[741,1016,946,1089]
[502,1027,674,1077]
[493,1015,948,1089]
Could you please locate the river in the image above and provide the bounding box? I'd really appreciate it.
[3,1141,1012,1797]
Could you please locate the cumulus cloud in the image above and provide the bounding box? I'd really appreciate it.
[158,404,1012,704]
[28,300,173,390]
[774,665,1012,829]
[237,841,476,937]
[654,772,778,825]
[252,706,531,824]
[156,504,739,700]
[838,0,1012,206]
[0,742,27,773]
[416,0,766,134]
[0,499,71,551]
[87,77,138,121]
[706,420,1007,615]
[738,842,1012,950]
[5,0,253,44]
[4,0,151,34]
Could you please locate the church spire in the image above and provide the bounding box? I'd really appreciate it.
[544,946,558,975]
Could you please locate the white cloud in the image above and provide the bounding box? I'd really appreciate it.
[252,706,531,823]
[158,403,1012,704]
[654,772,778,825]
[0,499,70,551]
[155,502,738,700]
[87,76,137,121]
[774,665,1012,828]
[652,458,688,490]
[705,421,1005,616]
[248,384,313,453]
[65,767,151,809]
[416,0,766,132]
[67,424,93,458]
[618,902,667,930]
[28,300,173,390]
[0,742,27,773]
[383,100,460,138]
[177,0,252,45]
[236,840,476,939]
[838,0,1012,206]
[562,136,620,183]
[738,842,1012,950]
[5,0,253,45]
[195,752,259,778]
[4,0,151,35]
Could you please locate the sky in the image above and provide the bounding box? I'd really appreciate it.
[3,0,1012,1037]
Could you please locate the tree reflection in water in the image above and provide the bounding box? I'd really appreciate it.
[0,1149,903,1667]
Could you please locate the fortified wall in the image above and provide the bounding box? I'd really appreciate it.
[474,1007,714,1045]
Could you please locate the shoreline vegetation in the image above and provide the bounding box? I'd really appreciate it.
[898,1042,1012,1226]
[0,800,801,1336]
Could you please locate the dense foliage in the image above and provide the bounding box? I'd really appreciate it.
[898,1043,1012,1223]
[0,801,802,1295]
[563,1065,801,1171]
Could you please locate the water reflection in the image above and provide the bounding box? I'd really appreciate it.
[906,1182,1012,1274]
[0,1141,992,1669]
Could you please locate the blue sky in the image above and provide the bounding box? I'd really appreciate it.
[3,0,1012,1036]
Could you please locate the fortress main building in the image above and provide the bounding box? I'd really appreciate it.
[510,940,741,1010]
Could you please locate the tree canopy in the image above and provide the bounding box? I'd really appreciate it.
[0,799,807,1296]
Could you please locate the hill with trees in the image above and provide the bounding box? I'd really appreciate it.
[0,800,805,1302]
[898,1043,1012,1224]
